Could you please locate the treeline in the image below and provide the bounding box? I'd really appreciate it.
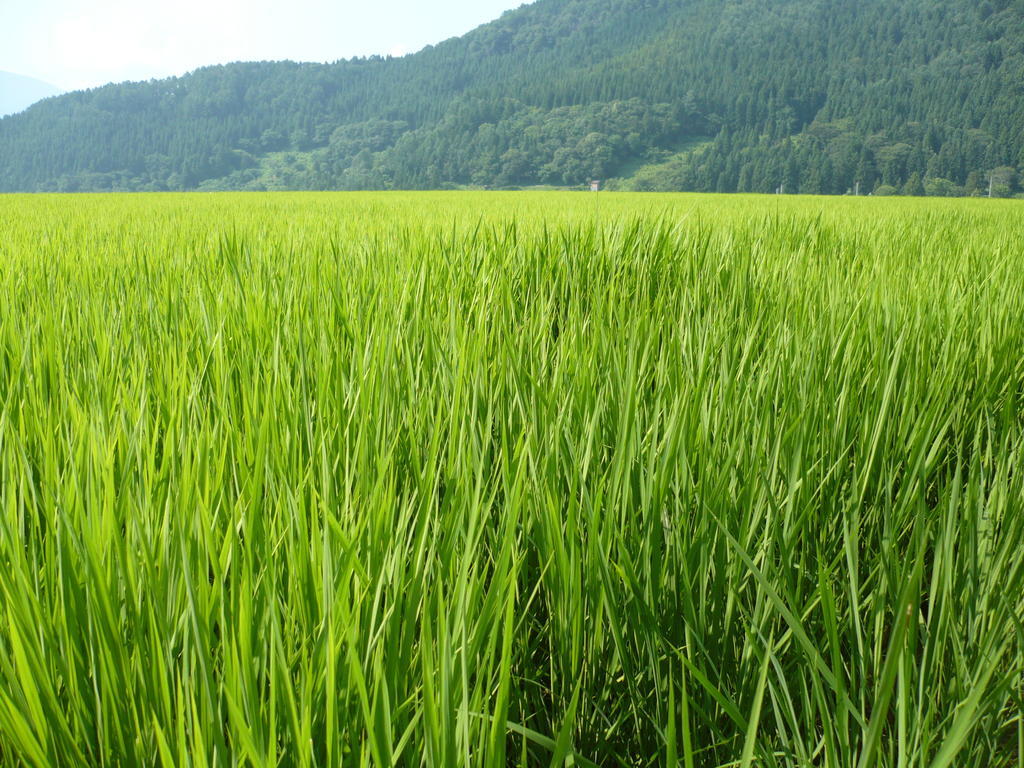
[1,0,1022,195]
[196,99,704,191]
[618,121,1022,197]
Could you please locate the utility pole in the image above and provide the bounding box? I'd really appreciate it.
[988,173,994,198]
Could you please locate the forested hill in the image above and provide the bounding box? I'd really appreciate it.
[1,0,1023,195]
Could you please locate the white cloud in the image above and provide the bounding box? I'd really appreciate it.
[2,0,530,91]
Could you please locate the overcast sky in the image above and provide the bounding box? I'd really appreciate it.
[1,0,528,92]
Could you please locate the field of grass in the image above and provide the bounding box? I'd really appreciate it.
[0,192,1022,767]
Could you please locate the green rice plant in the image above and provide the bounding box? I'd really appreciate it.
[0,192,1021,767]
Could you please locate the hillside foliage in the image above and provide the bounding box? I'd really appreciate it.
[1,0,1023,194]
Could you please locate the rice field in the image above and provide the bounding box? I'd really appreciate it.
[0,192,1022,767]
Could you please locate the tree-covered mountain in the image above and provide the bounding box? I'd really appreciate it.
[0,72,61,119]
[1,0,1023,195]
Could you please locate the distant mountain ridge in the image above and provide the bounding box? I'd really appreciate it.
[0,0,1022,195]
[0,71,61,118]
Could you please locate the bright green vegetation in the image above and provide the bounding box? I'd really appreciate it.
[0,192,1022,767]
[2,0,1024,196]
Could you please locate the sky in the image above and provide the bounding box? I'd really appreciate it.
[0,0,528,92]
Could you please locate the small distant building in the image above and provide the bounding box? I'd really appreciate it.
[590,180,600,192]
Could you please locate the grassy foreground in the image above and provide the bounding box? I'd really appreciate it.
[0,192,1022,767]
